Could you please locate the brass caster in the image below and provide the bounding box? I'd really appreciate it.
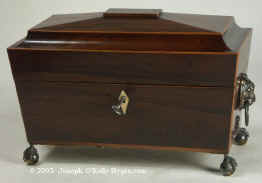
[234,128,249,145]
[220,155,237,176]
[23,145,39,165]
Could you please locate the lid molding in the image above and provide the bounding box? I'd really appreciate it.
[103,8,162,18]
[11,9,251,52]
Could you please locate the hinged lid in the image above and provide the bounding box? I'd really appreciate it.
[16,8,251,52]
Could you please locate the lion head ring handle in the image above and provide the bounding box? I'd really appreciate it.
[237,73,256,126]
[112,90,129,116]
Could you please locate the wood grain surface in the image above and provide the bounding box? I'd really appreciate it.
[9,10,251,52]
[7,9,253,155]
[16,82,234,153]
[8,50,237,87]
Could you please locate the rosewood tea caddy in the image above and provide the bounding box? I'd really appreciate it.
[7,9,256,176]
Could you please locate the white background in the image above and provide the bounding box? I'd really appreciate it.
[0,0,261,182]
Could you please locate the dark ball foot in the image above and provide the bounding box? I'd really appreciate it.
[234,128,249,145]
[220,155,237,176]
[23,145,39,165]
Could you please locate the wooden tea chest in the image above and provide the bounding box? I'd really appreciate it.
[7,9,256,176]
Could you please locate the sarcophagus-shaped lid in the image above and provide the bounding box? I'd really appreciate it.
[15,8,251,52]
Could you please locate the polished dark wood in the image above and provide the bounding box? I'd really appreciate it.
[18,34,232,52]
[16,82,233,153]
[34,141,227,154]
[8,49,237,87]
[11,10,251,52]
[7,9,253,155]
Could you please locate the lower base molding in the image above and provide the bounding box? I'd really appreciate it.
[29,141,228,154]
